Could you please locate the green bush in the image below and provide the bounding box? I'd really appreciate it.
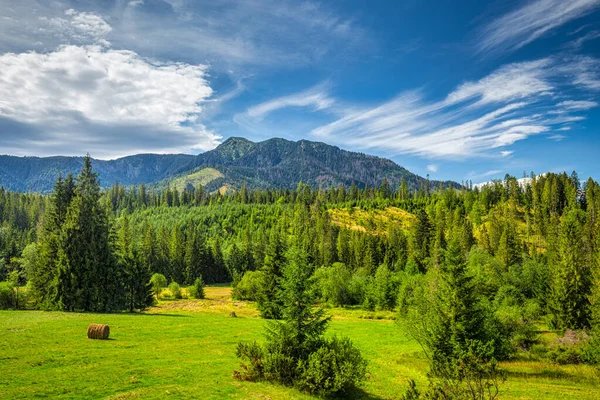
[296,336,368,396]
[0,282,14,309]
[187,277,205,299]
[233,270,265,301]
[168,282,182,299]
[548,346,584,365]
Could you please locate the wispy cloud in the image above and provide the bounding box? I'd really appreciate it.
[310,56,600,159]
[427,164,439,173]
[246,83,335,120]
[565,30,600,49]
[549,134,567,141]
[557,100,598,110]
[476,0,600,56]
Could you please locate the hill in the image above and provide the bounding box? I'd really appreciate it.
[172,137,459,192]
[0,137,459,192]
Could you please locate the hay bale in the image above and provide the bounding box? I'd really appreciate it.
[229,311,237,318]
[87,324,110,340]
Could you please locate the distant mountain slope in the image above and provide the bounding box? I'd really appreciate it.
[0,137,459,193]
[0,154,195,192]
[176,137,459,191]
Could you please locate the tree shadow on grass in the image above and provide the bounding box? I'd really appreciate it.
[334,386,386,400]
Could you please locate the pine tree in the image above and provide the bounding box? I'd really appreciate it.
[548,209,592,330]
[413,209,433,270]
[54,155,124,312]
[30,174,75,309]
[119,214,153,312]
[257,229,286,319]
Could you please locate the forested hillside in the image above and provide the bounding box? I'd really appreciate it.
[0,137,458,193]
[1,159,599,397]
[177,137,459,192]
[0,153,195,193]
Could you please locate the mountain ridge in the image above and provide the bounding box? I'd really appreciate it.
[0,137,460,193]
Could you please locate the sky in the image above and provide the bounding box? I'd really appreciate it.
[0,0,599,183]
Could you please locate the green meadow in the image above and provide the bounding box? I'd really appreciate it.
[1,287,598,400]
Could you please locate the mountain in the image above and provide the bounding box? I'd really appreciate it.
[0,154,195,193]
[170,137,459,192]
[0,137,459,193]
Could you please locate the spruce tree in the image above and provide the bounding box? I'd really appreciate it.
[257,228,286,319]
[30,174,75,309]
[54,155,124,312]
[548,209,592,330]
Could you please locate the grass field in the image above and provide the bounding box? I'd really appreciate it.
[1,287,599,399]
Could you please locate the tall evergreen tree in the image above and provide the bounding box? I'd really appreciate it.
[548,209,592,330]
[54,155,124,312]
[257,228,286,319]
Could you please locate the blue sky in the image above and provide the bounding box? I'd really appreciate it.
[0,0,599,183]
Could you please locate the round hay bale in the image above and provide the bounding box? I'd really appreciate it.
[229,311,237,318]
[87,324,110,340]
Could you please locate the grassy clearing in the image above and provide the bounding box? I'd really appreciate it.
[1,287,598,399]
[329,206,416,235]
[169,168,224,192]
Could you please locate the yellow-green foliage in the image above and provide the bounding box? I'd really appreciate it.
[169,168,224,192]
[328,206,416,235]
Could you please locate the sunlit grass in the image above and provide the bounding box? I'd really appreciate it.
[1,287,598,399]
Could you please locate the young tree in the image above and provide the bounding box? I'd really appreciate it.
[235,237,367,396]
[150,273,167,299]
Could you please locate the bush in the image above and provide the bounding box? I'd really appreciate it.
[233,270,265,301]
[0,282,14,309]
[548,346,584,365]
[168,282,182,299]
[187,277,205,299]
[296,336,368,396]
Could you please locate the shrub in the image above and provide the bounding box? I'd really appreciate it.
[234,341,264,381]
[187,276,205,299]
[548,346,584,365]
[0,282,14,309]
[233,270,265,301]
[168,282,182,299]
[296,336,368,396]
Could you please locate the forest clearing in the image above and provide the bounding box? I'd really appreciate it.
[1,286,598,400]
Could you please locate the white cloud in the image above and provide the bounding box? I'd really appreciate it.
[476,0,600,55]
[447,59,553,105]
[500,150,513,157]
[0,44,220,157]
[549,134,567,141]
[246,83,335,120]
[566,30,600,49]
[567,56,600,90]
[39,9,112,47]
[557,100,598,110]
[311,57,599,159]
[427,164,439,172]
